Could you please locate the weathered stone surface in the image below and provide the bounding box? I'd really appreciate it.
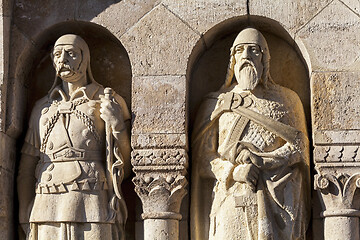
[8,26,34,80]
[13,0,76,40]
[0,133,15,172]
[0,168,13,240]
[88,0,160,38]
[296,0,360,71]
[162,0,247,35]
[132,133,187,150]
[250,0,332,33]
[342,0,360,15]
[314,130,360,145]
[312,72,360,131]
[0,0,13,17]
[132,75,186,136]
[120,4,200,76]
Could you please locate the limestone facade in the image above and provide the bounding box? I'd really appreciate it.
[0,0,358,239]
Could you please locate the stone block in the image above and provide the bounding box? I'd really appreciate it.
[132,133,187,150]
[250,0,332,33]
[0,168,13,240]
[312,72,360,131]
[162,0,247,35]
[314,130,360,145]
[88,0,160,38]
[296,0,360,71]
[120,4,200,76]
[132,75,186,136]
[13,0,76,40]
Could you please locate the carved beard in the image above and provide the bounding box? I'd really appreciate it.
[237,61,259,91]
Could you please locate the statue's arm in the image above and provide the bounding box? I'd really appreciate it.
[247,90,309,170]
[192,119,220,179]
[17,152,38,224]
[247,142,302,169]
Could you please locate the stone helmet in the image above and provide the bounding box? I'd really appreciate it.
[224,27,273,88]
[49,34,98,93]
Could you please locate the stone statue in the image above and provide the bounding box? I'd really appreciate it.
[190,28,310,239]
[17,34,131,239]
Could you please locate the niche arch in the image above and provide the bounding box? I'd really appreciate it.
[186,15,312,239]
[14,21,137,239]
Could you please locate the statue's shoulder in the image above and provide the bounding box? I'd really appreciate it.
[267,83,303,108]
[192,90,223,140]
[33,95,51,113]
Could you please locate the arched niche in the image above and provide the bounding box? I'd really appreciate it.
[186,15,312,238]
[15,21,137,239]
[188,15,311,132]
[22,21,132,119]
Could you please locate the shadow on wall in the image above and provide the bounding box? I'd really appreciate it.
[15,21,138,240]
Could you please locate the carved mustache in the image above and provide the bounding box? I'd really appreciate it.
[55,63,75,75]
[239,60,256,71]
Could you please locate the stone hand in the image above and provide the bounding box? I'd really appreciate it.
[233,163,259,190]
[100,96,125,132]
[235,148,263,168]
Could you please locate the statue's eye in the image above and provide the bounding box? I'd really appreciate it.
[235,46,244,54]
[251,47,259,54]
[68,51,75,57]
[54,51,61,57]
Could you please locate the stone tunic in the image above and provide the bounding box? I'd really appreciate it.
[22,82,130,224]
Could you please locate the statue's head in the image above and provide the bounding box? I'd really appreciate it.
[51,34,90,83]
[224,28,272,90]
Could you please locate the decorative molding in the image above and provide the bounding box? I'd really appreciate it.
[131,149,188,220]
[314,145,360,163]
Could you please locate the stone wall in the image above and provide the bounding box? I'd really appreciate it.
[0,0,359,239]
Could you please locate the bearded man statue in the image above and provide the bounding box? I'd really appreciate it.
[17,34,131,240]
[190,28,310,240]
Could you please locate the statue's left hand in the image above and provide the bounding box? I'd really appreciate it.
[100,96,125,132]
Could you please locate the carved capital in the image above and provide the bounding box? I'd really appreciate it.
[131,149,188,220]
[314,145,360,216]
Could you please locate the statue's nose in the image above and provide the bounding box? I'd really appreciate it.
[58,50,66,63]
[241,47,251,60]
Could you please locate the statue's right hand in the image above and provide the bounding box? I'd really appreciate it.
[232,164,259,190]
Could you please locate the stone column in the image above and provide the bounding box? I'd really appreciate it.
[314,146,360,240]
[132,149,188,240]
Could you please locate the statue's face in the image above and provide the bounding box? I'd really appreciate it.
[233,43,263,91]
[52,44,84,82]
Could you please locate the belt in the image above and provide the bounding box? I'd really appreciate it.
[41,149,103,162]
